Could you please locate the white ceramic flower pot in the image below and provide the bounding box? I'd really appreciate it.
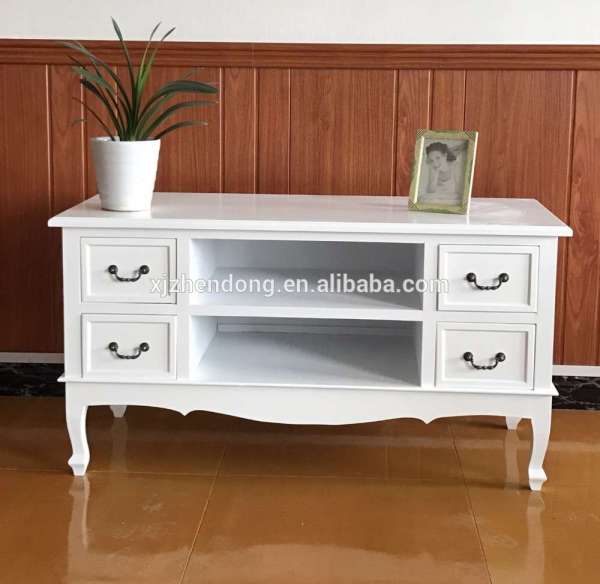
[91,137,161,211]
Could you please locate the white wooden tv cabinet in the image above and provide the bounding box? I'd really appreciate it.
[49,193,571,489]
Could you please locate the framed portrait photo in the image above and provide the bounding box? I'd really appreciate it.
[408,130,478,215]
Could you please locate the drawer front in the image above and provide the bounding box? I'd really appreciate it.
[82,314,176,380]
[438,245,538,312]
[436,322,535,389]
[81,237,176,303]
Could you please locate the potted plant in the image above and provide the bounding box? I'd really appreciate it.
[63,19,217,211]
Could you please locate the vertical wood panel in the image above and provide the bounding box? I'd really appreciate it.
[290,69,396,195]
[257,68,290,194]
[0,65,53,351]
[223,68,256,193]
[564,71,600,364]
[432,70,465,129]
[464,70,574,362]
[465,71,573,211]
[152,67,221,192]
[395,70,432,195]
[49,65,86,350]
[50,66,85,212]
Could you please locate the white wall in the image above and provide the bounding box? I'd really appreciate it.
[1,0,599,44]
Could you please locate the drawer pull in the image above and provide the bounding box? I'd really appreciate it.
[108,341,150,360]
[466,272,509,290]
[108,264,150,282]
[463,351,506,370]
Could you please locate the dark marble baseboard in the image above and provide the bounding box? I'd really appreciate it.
[1,363,599,410]
[551,376,600,410]
[0,363,65,397]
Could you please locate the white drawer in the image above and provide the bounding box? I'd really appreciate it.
[436,322,535,390]
[438,245,538,312]
[82,314,176,380]
[81,237,176,303]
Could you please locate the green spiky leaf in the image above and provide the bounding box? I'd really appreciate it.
[60,20,218,141]
[139,99,216,139]
[72,97,116,140]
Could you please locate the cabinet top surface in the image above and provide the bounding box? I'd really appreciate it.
[48,193,572,236]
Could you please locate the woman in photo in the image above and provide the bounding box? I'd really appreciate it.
[421,141,467,203]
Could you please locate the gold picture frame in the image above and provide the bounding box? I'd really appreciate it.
[408,129,478,215]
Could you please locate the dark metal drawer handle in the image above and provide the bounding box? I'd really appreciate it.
[108,264,150,282]
[463,351,506,370]
[108,342,150,359]
[466,272,509,290]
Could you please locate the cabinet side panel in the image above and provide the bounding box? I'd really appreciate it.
[61,230,82,377]
[534,239,559,389]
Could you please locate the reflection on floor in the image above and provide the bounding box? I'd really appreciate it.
[1,396,600,583]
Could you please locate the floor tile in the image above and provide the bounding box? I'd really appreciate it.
[0,396,71,471]
[182,475,489,584]
[0,397,226,475]
[468,483,600,584]
[539,410,600,487]
[219,418,462,481]
[218,420,390,478]
[87,407,227,475]
[0,470,213,584]
[0,397,457,479]
[385,418,463,482]
[451,411,600,488]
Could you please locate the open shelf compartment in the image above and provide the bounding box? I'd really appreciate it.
[189,239,424,319]
[190,316,422,390]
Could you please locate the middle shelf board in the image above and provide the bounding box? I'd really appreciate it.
[190,320,421,390]
[188,268,423,321]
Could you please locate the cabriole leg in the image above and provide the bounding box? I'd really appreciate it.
[110,405,127,418]
[506,416,521,430]
[528,399,552,491]
[66,388,90,476]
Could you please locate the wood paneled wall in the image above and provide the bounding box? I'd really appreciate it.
[0,41,598,365]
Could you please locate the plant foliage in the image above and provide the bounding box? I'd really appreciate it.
[63,19,218,141]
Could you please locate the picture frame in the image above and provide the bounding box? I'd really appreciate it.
[408,129,478,215]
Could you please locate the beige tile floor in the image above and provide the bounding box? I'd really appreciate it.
[0,396,599,583]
